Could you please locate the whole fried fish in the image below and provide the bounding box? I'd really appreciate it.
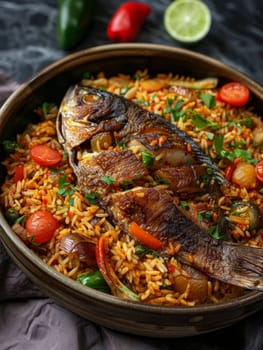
[57,84,263,292]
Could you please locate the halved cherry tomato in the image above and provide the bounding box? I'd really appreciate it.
[30,144,62,167]
[13,165,24,183]
[128,221,163,251]
[256,160,263,183]
[25,210,59,244]
[218,82,250,107]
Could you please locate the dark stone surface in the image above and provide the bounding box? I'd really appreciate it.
[0,0,262,84]
[0,1,263,349]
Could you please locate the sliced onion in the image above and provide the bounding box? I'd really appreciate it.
[59,233,96,264]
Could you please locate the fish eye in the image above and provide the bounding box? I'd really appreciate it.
[82,93,100,104]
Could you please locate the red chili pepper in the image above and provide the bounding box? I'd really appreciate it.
[96,234,139,301]
[107,2,151,42]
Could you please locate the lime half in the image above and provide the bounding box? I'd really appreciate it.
[164,0,212,43]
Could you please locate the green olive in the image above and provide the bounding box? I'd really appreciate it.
[230,201,260,231]
[6,208,19,225]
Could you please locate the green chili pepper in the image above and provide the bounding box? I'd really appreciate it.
[77,270,111,293]
[56,0,95,49]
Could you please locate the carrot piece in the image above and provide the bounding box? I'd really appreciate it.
[128,221,163,251]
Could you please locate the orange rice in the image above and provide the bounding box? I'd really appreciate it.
[1,69,263,306]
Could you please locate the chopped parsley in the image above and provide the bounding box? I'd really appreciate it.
[84,192,100,204]
[42,102,56,117]
[114,140,127,149]
[120,180,134,191]
[214,134,224,156]
[199,92,216,109]
[197,212,203,222]
[214,134,255,163]
[134,98,149,106]
[204,131,214,140]
[165,98,186,122]
[207,224,225,240]
[101,175,115,185]
[2,140,20,154]
[68,197,75,206]
[180,201,189,210]
[135,244,159,257]
[57,175,76,196]
[192,113,219,130]
[155,178,171,185]
[141,151,155,167]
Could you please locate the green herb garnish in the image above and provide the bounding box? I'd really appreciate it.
[197,212,203,222]
[134,98,149,106]
[101,176,115,185]
[204,131,214,140]
[180,201,189,210]
[155,178,171,185]
[192,113,219,130]
[84,192,100,205]
[141,151,155,167]
[199,92,216,109]
[42,102,56,117]
[57,175,76,196]
[207,224,225,240]
[214,134,224,156]
[165,98,185,122]
[2,140,19,154]
[135,244,159,257]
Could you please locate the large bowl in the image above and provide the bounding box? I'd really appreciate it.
[1,43,263,338]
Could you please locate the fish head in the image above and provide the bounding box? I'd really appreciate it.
[56,85,128,150]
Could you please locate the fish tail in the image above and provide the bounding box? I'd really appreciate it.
[222,242,263,291]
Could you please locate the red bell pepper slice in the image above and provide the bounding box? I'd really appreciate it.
[107,2,151,42]
[13,165,24,183]
[96,233,139,301]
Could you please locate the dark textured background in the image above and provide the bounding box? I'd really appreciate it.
[0,0,263,349]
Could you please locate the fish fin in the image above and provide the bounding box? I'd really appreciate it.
[222,243,263,291]
[172,127,227,186]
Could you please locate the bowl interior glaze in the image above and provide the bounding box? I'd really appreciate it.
[0,43,263,338]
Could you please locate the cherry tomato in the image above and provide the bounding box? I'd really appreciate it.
[25,210,59,244]
[256,160,263,183]
[13,165,24,182]
[218,82,250,107]
[30,144,62,167]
